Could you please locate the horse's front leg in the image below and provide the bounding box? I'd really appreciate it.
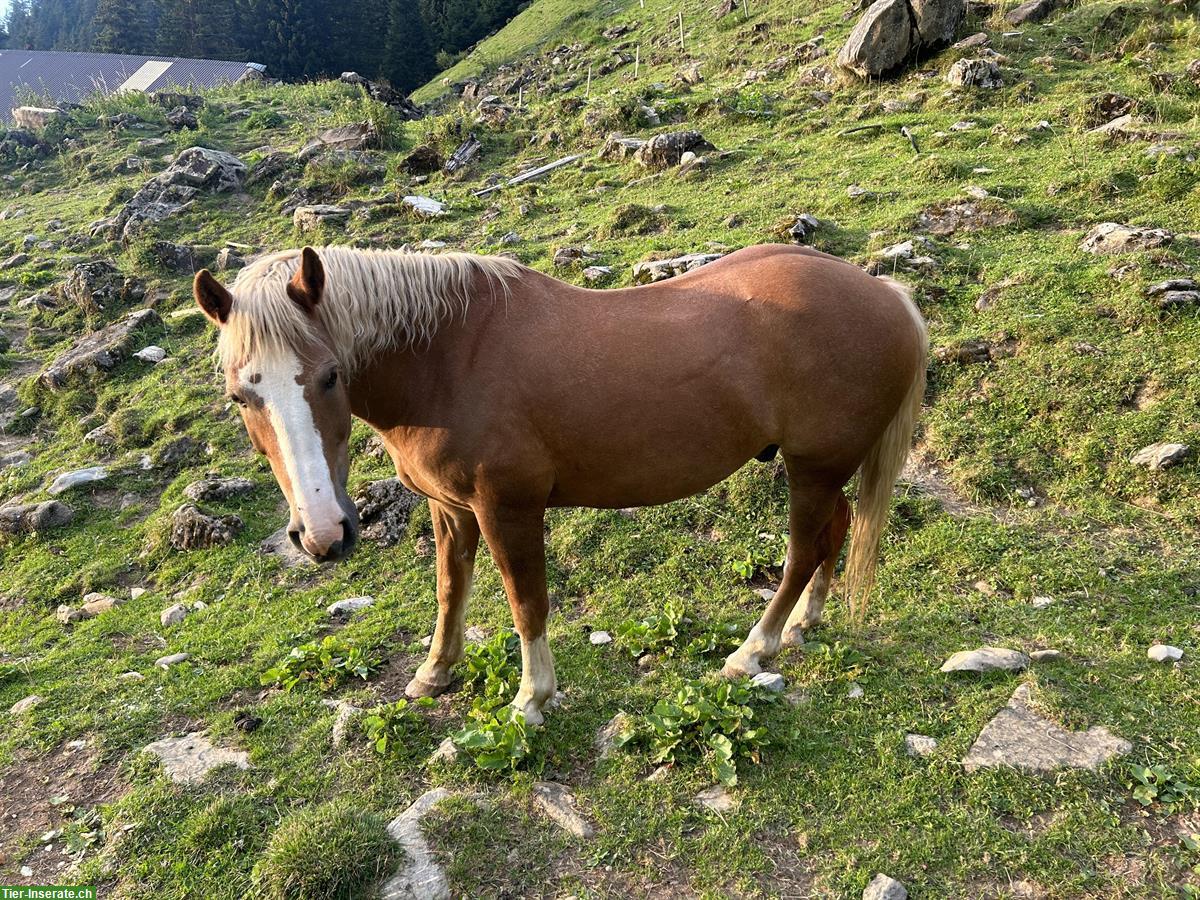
[476,504,556,725]
[406,501,480,699]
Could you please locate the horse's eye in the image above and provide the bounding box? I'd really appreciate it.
[324,370,339,390]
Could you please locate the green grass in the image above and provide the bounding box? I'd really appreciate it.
[2,0,1200,896]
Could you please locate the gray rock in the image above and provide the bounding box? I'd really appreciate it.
[532,782,594,839]
[11,106,61,130]
[48,466,108,495]
[633,131,716,169]
[183,477,255,502]
[788,213,820,244]
[837,0,964,79]
[583,265,612,283]
[428,737,463,765]
[863,873,908,900]
[401,195,446,217]
[589,630,613,645]
[962,683,1131,772]
[1152,290,1200,310]
[327,596,375,617]
[169,503,243,550]
[299,122,376,160]
[142,731,249,783]
[61,259,135,316]
[56,592,123,624]
[1130,442,1189,470]
[160,604,188,627]
[1031,596,1056,609]
[148,240,196,273]
[940,646,1029,673]
[1005,0,1057,26]
[155,652,190,668]
[694,784,738,812]
[293,204,351,231]
[1030,649,1062,662]
[1081,222,1173,255]
[134,345,167,363]
[632,252,724,284]
[381,788,454,900]
[40,308,162,390]
[9,694,43,715]
[0,500,73,534]
[599,134,646,161]
[947,58,1002,89]
[750,672,786,692]
[215,247,245,271]
[595,711,632,758]
[165,106,198,130]
[114,147,245,241]
[1147,644,1183,663]
[354,478,423,546]
[904,734,938,757]
[322,699,363,747]
[0,451,32,469]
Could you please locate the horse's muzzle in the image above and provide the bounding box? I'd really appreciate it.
[289,516,359,563]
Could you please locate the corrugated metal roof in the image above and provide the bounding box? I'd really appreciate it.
[0,49,258,124]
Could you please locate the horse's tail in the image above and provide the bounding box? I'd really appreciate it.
[842,277,928,622]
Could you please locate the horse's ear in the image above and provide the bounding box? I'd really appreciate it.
[194,269,232,325]
[287,246,325,315]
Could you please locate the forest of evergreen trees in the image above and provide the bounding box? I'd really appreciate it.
[0,0,527,92]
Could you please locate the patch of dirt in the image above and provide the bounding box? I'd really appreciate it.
[107,631,167,655]
[998,809,1063,839]
[0,738,125,884]
[900,450,1009,522]
[747,830,825,897]
[917,199,1018,236]
[962,878,1050,899]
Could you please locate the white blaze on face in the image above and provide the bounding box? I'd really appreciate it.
[250,350,344,550]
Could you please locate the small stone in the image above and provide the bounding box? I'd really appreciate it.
[532,782,594,839]
[117,672,145,683]
[133,345,167,363]
[1130,442,1189,470]
[465,625,488,643]
[155,652,190,669]
[1030,649,1061,662]
[160,604,188,627]
[847,683,865,699]
[130,587,147,600]
[401,195,446,217]
[20,866,32,878]
[755,587,776,601]
[381,788,454,900]
[940,647,1029,673]
[750,672,786,693]
[595,711,632,758]
[47,466,108,496]
[582,265,612,283]
[1147,644,1183,663]
[327,596,375,617]
[142,731,249,784]
[1031,596,1055,609]
[428,737,463,765]
[694,784,738,812]
[9,694,43,715]
[863,873,908,900]
[324,699,362,747]
[589,630,612,645]
[904,734,937,757]
[947,58,1002,89]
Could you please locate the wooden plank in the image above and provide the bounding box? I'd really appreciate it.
[472,154,583,197]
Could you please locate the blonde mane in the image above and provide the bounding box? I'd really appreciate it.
[218,247,524,373]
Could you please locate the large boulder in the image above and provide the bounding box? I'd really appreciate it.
[40,308,162,390]
[1005,0,1058,26]
[0,500,74,535]
[12,106,62,130]
[837,0,965,78]
[354,478,422,546]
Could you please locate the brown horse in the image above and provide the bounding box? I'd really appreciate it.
[194,244,926,723]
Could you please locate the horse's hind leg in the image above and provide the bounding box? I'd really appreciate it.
[723,470,840,678]
[781,493,850,648]
[406,502,480,698]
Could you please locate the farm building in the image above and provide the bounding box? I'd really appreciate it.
[0,49,263,123]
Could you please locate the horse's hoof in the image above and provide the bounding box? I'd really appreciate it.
[514,700,545,726]
[405,675,449,699]
[720,657,761,679]
[780,626,806,649]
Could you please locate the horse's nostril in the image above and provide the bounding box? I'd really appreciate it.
[327,539,344,559]
[287,528,303,550]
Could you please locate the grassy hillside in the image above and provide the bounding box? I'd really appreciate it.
[2,0,1200,896]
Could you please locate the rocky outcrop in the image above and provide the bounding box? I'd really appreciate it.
[40,309,161,390]
[633,131,715,169]
[113,147,246,242]
[1080,223,1173,255]
[170,504,243,550]
[183,477,255,502]
[1005,0,1058,26]
[354,478,422,546]
[299,123,376,160]
[339,72,423,120]
[632,252,724,284]
[837,0,965,79]
[12,106,62,130]
[61,259,142,317]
